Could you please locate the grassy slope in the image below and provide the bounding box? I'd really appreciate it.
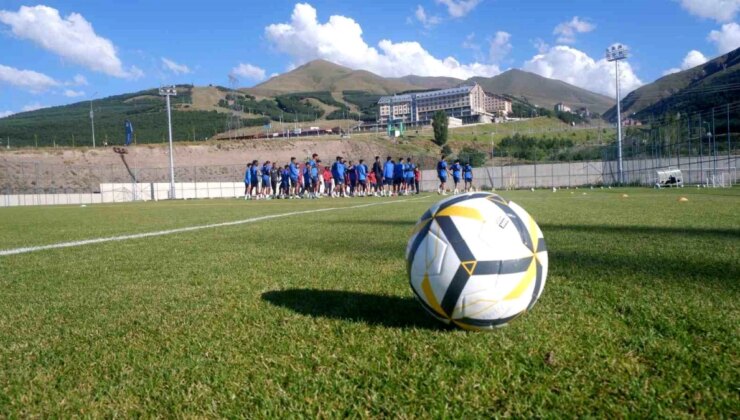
[0,188,738,417]
[470,69,615,114]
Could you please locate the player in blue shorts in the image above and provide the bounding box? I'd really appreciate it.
[404,157,415,196]
[280,165,290,198]
[451,159,462,194]
[289,157,299,198]
[244,162,252,199]
[261,160,272,198]
[250,159,260,198]
[463,162,474,192]
[303,162,313,197]
[356,159,367,197]
[310,154,320,198]
[383,156,394,197]
[393,157,405,196]
[437,155,449,195]
[332,156,346,197]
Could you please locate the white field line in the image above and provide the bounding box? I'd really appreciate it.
[0,197,429,257]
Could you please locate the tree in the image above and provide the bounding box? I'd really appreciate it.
[432,110,448,146]
[457,146,487,166]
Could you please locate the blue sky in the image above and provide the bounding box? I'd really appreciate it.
[0,0,738,116]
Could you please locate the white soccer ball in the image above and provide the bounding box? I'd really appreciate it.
[406,192,548,331]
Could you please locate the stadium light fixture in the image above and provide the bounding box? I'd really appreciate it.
[606,44,629,184]
[159,86,178,199]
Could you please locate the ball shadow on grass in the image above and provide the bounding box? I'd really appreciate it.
[261,289,445,330]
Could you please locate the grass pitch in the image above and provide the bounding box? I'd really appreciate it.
[0,188,738,417]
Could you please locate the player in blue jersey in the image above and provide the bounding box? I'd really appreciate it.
[437,155,449,195]
[404,158,415,196]
[289,157,300,198]
[250,159,260,198]
[310,154,320,198]
[393,157,405,196]
[451,159,462,194]
[261,161,272,199]
[463,162,474,192]
[332,156,346,197]
[383,156,395,197]
[303,162,313,198]
[356,159,367,197]
[244,163,252,199]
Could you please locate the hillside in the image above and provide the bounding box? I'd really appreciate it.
[604,47,740,121]
[470,69,615,114]
[248,60,437,96]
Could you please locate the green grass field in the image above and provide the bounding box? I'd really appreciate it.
[0,188,738,417]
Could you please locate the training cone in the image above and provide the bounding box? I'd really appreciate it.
[678,197,689,202]
[621,194,629,198]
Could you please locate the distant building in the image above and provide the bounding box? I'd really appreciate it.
[554,103,572,113]
[622,118,642,126]
[576,107,591,118]
[448,116,463,128]
[484,93,512,116]
[378,84,490,125]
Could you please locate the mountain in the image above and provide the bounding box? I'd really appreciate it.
[470,69,615,114]
[604,47,740,121]
[248,60,457,96]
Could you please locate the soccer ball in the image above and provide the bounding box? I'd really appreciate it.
[406,192,548,331]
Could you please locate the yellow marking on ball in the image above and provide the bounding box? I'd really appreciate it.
[421,273,448,318]
[436,205,484,221]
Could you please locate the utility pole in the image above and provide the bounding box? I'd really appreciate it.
[159,86,178,199]
[606,44,629,185]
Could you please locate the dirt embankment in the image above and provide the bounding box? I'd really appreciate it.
[0,138,417,192]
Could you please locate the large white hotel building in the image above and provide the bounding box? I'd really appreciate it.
[378,83,512,125]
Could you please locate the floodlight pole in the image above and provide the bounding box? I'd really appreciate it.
[159,86,178,199]
[606,45,628,185]
[90,92,98,148]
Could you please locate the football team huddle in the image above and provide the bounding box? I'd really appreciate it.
[243,154,474,199]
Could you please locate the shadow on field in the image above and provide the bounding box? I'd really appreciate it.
[261,289,443,330]
[540,223,740,239]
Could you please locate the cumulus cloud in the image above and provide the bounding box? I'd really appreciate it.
[0,111,14,118]
[708,22,740,53]
[0,64,59,93]
[22,103,44,112]
[488,31,512,63]
[436,0,481,18]
[265,3,500,79]
[532,38,550,54]
[231,63,267,81]
[523,45,643,97]
[678,0,740,23]
[0,5,142,79]
[161,58,191,75]
[553,17,595,44]
[663,50,709,75]
[63,89,85,98]
[415,5,441,29]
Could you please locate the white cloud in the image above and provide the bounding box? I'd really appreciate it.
[0,64,59,93]
[265,3,500,79]
[708,22,740,53]
[462,33,479,50]
[269,72,280,79]
[0,5,142,79]
[533,38,550,54]
[678,0,740,23]
[161,58,191,75]
[22,103,44,112]
[663,50,709,75]
[553,17,595,44]
[523,45,643,97]
[231,63,267,81]
[415,5,441,29]
[436,0,481,18]
[0,111,14,118]
[63,89,85,98]
[67,74,88,86]
[488,31,511,63]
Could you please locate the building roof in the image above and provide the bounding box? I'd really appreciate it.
[378,84,479,104]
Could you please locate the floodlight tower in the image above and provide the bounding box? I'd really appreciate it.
[159,86,178,199]
[90,92,98,148]
[606,44,629,184]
